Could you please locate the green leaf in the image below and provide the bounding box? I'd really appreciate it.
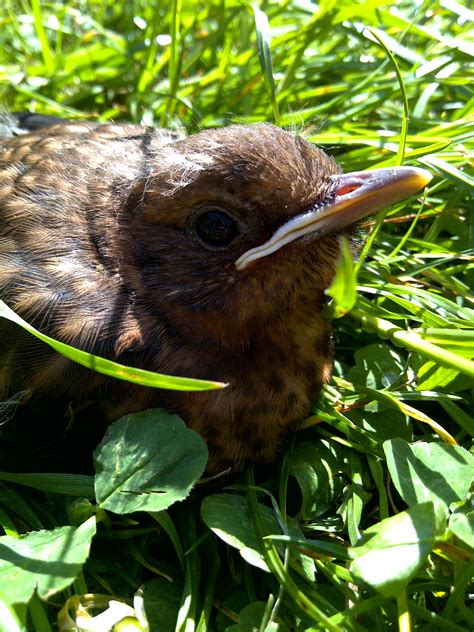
[449,512,474,550]
[201,494,313,580]
[0,300,225,392]
[348,342,406,389]
[94,410,207,514]
[252,4,280,125]
[201,494,274,572]
[349,406,411,442]
[349,502,436,597]
[143,578,181,632]
[416,361,464,392]
[0,597,26,632]
[383,439,474,514]
[326,237,357,318]
[0,517,96,606]
[289,440,346,519]
[226,602,279,632]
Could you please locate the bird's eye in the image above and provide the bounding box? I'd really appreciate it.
[193,207,238,248]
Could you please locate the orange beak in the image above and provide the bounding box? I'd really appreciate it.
[235,166,432,270]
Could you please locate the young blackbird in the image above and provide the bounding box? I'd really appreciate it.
[0,113,431,472]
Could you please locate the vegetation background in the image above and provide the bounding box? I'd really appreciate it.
[0,0,473,631]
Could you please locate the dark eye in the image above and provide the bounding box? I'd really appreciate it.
[194,207,238,248]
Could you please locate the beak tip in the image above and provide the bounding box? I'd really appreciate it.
[411,166,433,188]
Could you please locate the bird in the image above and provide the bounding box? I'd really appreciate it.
[0,113,431,473]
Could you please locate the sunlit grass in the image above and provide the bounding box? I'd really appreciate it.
[0,0,472,630]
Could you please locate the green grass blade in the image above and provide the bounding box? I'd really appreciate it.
[366,27,409,167]
[30,0,55,74]
[0,472,95,497]
[0,301,226,391]
[252,4,280,125]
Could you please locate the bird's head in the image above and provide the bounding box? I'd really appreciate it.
[119,124,430,343]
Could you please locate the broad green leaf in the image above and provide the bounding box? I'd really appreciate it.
[226,602,280,632]
[289,440,346,519]
[0,517,96,605]
[0,597,25,632]
[143,579,181,632]
[349,342,406,389]
[201,494,275,572]
[449,512,474,550]
[349,502,436,597]
[0,300,225,392]
[383,439,474,514]
[94,410,207,513]
[349,406,411,442]
[201,494,314,580]
[416,362,461,391]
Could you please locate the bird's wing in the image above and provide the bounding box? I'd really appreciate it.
[0,112,67,139]
[0,111,186,145]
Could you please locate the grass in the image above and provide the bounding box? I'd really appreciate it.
[0,0,473,630]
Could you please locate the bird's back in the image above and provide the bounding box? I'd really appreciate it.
[0,116,188,469]
[0,117,182,401]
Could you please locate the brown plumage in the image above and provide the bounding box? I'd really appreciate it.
[0,114,431,472]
